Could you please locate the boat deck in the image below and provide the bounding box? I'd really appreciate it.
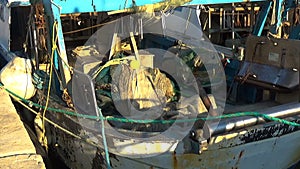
[0,88,45,169]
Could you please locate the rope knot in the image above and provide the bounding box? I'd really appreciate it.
[52,44,57,51]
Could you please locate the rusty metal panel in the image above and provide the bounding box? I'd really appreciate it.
[245,35,300,69]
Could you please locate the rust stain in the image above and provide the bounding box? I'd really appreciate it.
[233,150,245,168]
[238,150,245,159]
[173,152,178,169]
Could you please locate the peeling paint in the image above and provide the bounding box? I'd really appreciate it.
[233,149,245,167]
[241,121,300,143]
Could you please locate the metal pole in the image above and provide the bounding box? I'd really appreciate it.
[198,103,300,139]
[220,8,223,31]
[250,3,254,32]
[232,3,235,51]
[208,7,212,39]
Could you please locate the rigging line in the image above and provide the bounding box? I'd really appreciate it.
[98,108,111,169]
[24,5,34,53]
[1,82,300,127]
[9,93,99,148]
[184,7,193,36]
[124,0,128,9]
[25,6,40,71]
[56,45,73,74]
[41,21,58,149]
[63,19,118,35]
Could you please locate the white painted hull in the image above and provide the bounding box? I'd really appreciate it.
[47,111,300,169]
[110,130,300,169]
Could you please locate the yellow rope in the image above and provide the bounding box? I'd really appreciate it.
[40,21,59,150]
[92,57,137,79]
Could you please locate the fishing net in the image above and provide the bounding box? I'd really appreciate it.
[71,7,226,158]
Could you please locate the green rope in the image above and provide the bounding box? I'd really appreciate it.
[98,108,111,169]
[1,83,300,127]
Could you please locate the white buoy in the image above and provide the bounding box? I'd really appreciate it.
[0,56,36,99]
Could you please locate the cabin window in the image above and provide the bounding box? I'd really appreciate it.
[0,4,5,22]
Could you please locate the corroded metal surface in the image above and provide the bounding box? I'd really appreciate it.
[45,101,300,169]
[108,129,300,169]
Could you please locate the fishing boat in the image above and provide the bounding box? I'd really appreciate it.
[1,0,300,168]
